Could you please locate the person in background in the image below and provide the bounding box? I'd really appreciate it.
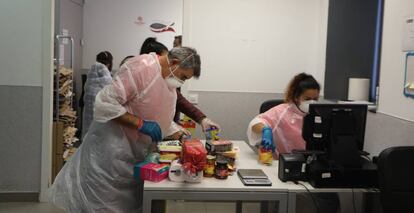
[173,35,182,47]
[81,51,113,139]
[246,73,339,213]
[51,47,201,212]
[140,37,220,139]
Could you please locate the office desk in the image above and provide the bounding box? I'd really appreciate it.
[143,140,378,213]
[143,140,292,213]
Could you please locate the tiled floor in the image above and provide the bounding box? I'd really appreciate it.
[0,201,260,213]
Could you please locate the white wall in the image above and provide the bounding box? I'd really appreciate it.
[0,0,54,200]
[378,0,414,122]
[0,1,45,87]
[183,0,329,94]
[82,0,183,69]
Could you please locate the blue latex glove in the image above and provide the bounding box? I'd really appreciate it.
[262,127,276,152]
[138,120,162,142]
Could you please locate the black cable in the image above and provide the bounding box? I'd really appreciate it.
[351,188,357,213]
[294,181,320,213]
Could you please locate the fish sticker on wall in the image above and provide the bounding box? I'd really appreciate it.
[150,21,175,33]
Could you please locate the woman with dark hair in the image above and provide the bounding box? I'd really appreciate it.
[96,50,113,71]
[81,51,113,138]
[139,37,168,55]
[247,72,320,158]
[247,73,340,213]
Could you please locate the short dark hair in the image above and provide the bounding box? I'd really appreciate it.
[139,37,168,55]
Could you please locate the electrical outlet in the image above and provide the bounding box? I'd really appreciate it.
[188,94,198,104]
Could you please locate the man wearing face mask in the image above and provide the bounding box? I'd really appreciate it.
[139,37,221,139]
[51,47,201,212]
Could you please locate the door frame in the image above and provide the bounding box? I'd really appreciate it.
[39,0,54,202]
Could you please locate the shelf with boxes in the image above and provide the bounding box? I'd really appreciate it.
[52,35,78,181]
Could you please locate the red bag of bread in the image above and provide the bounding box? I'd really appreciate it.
[181,139,207,174]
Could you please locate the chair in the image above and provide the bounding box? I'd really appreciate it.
[377,146,414,213]
[259,99,284,113]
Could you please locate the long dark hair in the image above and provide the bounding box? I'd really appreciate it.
[96,51,113,70]
[284,73,320,104]
[139,37,168,55]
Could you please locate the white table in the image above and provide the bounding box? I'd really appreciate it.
[143,140,294,213]
[142,140,378,213]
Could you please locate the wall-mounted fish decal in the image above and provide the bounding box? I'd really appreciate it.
[150,22,175,33]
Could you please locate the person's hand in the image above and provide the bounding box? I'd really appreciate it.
[138,120,162,142]
[200,118,221,132]
[262,127,275,152]
[179,126,191,137]
[167,129,190,141]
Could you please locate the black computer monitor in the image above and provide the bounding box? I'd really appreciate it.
[302,103,368,168]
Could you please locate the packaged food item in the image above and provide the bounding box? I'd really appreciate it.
[133,161,148,182]
[205,140,233,155]
[215,160,228,179]
[180,115,196,136]
[158,140,182,164]
[157,140,182,152]
[216,153,236,174]
[258,146,273,165]
[159,153,179,163]
[205,126,220,141]
[140,163,170,182]
[182,139,207,175]
[203,155,216,177]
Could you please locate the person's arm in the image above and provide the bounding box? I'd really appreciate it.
[94,61,162,142]
[247,106,279,147]
[175,90,206,123]
[113,112,141,128]
[252,122,265,134]
[176,90,221,131]
[113,112,162,141]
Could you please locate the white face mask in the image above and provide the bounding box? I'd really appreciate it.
[165,76,184,88]
[298,100,317,114]
[165,55,190,88]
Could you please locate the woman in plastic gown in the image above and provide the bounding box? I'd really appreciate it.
[247,73,340,213]
[51,47,201,213]
[81,51,113,139]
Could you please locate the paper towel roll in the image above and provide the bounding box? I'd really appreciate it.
[169,160,185,182]
[348,78,370,101]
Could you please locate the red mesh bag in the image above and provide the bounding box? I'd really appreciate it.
[181,140,207,174]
